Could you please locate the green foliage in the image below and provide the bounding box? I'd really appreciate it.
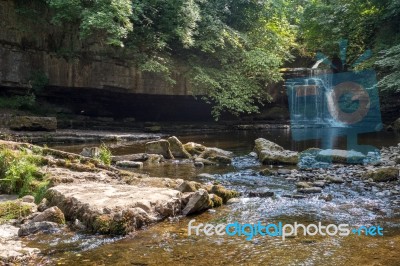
[0,148,46,198]
[0,201,32,224]
[47,0,133,46]
[24,0,399,117]
[0,94,36,110]
[376,44,400,92]
[97,143,112,166]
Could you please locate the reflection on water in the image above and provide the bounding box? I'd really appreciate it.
[33,129,400,265]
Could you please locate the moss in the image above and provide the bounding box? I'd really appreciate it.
[93,215,112,234]
[210,194,223,208]
[209,185,240,204]
[367,167,399,182]
[0,200,32,224]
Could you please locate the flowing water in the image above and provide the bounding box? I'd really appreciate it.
[27,129,400,265]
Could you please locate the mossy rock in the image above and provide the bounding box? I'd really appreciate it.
[259,168,275,176]
[183,142,206,156]
[209,185,240,204]
[93,215,112,234]
[210,194,223,208]
[366,167,399,182]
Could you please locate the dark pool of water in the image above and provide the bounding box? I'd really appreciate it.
[31,129,400,265]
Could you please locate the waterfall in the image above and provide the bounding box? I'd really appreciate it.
[286,68,346,128]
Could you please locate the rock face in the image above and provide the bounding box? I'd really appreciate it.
[9,116,57,131]
[46,183,182,234]
[167,136,191,158]
[316,149,365,164]
[182,189,212,215]
[254,138,298,165]
[145,140,174,159]
[366,167,399,182]
[32,206,65,224]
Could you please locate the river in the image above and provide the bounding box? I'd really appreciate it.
[26,129,400,265]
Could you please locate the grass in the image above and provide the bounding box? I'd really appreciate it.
[0,146,48,203]
[0,200,32,224]
[96,143,112,166]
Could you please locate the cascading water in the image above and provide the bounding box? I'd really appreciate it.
[285,67,346,128]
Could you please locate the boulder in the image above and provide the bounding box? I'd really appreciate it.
[37,198,48,212]
[254,138,298,165]
[9,116,57,131]
[145,140,174,159]
[183,142,206,156]
[209,194,223,207]
[176,181,198,193]
[315,149,365,164]
[18,221,60,237]
[32,206,65,224]
[209,185,240,203]
[116,161,143,169]
[46,183,182,234]
[182,189,212,215]
[365,167,399,182]
[199,147,233,164]
[167,136,191,158]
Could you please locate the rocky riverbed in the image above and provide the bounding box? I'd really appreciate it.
[0,138,238,263]
[1,133,399,264]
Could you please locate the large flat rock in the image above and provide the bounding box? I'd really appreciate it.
[254,138,298,165]
[47,183,182,234]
